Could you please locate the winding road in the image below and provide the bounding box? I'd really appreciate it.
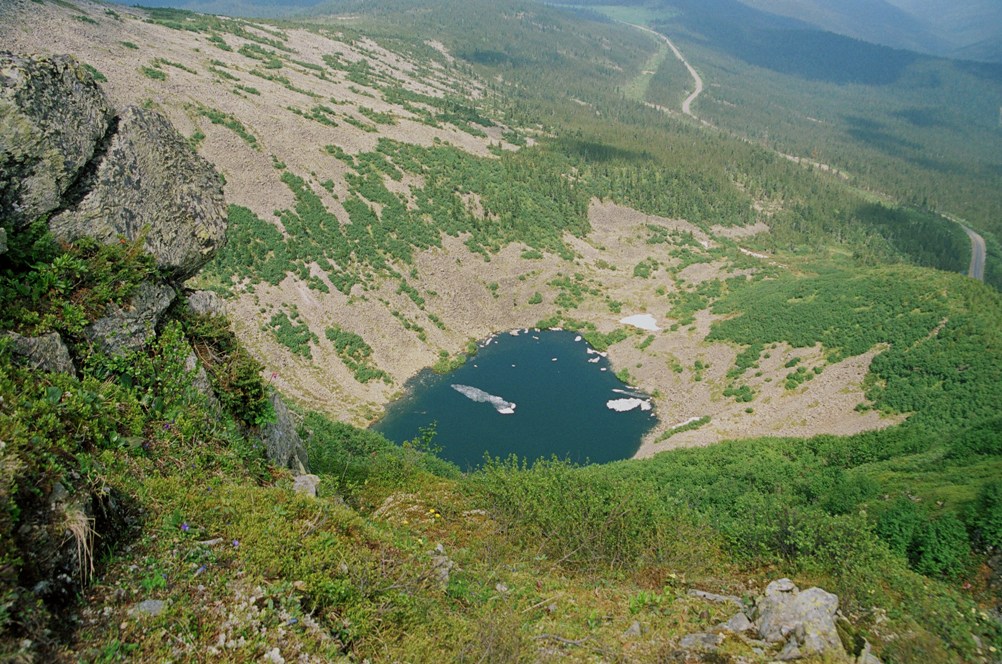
[629,24,707,124]
[628,22,987,283]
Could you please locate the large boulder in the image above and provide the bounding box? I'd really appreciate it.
[50,106,227,280]
[0,52,113,229]
[258,392,309,473]
[83,281,176,357]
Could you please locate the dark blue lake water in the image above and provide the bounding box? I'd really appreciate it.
[373,330,657,470]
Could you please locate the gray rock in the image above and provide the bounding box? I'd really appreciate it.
[430,543,454,585]
[752,579,845,660]
[130,599,166,617]
[0,53,114,229]
[186,290,226,317]
[50,106,226,280]
[49,482,69,505]
[857,639,883,664]
[688,588,744,608]
[184,350,214,399]
[258,392,309,473]
[5,331,76,374]
[84,281,175,356]
[679,632,724,652]
[292,474,320,498]
[183,348,222,414]
[716,610,755,634]
[622,620,642,638]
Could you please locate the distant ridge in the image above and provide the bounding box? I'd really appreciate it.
[735,0,1002,63]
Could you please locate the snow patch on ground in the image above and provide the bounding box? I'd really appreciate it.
[620,314,660,331]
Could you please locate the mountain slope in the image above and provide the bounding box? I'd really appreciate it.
[2,0,1002,661]
[886,0,1002,60]
[736,0,949,55]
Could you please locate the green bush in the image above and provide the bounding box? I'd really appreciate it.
[325,326,391,384]
[181,311,273,427]
[909,514,971,578]
[970,481,1002,550]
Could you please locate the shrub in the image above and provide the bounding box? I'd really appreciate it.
[970,481,1002,550]
[909,514,971,578]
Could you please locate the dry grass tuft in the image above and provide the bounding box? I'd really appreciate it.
[63,505,95,585]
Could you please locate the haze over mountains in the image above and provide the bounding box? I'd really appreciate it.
[114,0,1002,63]
[735,0,1002,62]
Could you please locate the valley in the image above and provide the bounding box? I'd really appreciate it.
[2,0,1001,661]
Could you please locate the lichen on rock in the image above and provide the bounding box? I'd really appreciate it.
[50,106,227,280]
[83,280,176,357]
[0,52,113,229]
[4,331,76,375]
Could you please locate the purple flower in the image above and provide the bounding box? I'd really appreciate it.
[181,522,190,532]
[232,539,240,548]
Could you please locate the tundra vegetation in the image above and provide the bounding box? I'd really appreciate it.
[0,0,1001,662]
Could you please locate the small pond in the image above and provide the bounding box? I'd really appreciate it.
[372,330,658,470]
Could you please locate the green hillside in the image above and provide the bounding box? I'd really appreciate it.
[2,0,1002,661]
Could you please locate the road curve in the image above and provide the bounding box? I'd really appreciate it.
[961,224,987,281]
[629,24,705,122]
[627,24,987,282]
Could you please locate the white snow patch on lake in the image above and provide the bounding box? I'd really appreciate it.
[606,398,653,412]
[619,314,660,331]
[452,385,516,415]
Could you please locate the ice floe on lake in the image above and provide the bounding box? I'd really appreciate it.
[619,314,660,331]
[606,398,653,412]
[451,384,516,414]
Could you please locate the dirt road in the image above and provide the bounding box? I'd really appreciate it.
[962,224,987,281]
[630,24,705,122]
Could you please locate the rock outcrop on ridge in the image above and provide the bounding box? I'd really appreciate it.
[0,52,227,279]
[0,52,308,628]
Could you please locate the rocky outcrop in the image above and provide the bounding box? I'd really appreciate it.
[5,331,76,375]
[680,578,882,663]
[0,53,113,229]
[83,280,176,357]
[50,107,227,280]
[752,578,844,660]
[258,392,309,473]
[1,52,226,280]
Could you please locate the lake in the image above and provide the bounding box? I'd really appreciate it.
[372,330,658,470]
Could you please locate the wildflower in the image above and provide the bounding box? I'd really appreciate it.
[232,539,240,548]
[195,565,206,576]
[181,522,190,532]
